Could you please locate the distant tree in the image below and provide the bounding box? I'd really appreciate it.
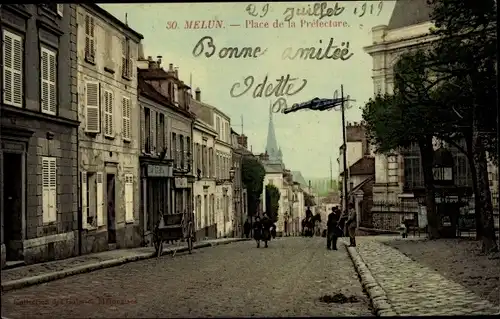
[242,156,265,217]
[265,184,280,223]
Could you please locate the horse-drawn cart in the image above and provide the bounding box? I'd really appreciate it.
[153,211,195,258]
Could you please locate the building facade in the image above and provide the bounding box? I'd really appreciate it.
[137,58,195,241]
[231,130,251,237]
[76,4,143,253]
[1,4,80,267]
[213,104,233,237]
[192,116,217,239]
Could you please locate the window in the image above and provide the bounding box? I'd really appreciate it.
[121,38,132,79]
[81,171,104,228]
[196,195,202,230]
[85,81,100,133]
[150,110,156,153]
[145,107,151,153]
[42,157,57,223]
[173,84,179,106]
[186,136,191,170]
[158,114,165,151]
[210,194,215,224]
[2,30,23,107]
[171,133,177,166]
[122,97,131,141]
[179,135,184,169]
[208,147,213,178]
[103,90,114,137]
[402,143,424,189]
[40,47,57,115]
[216,117,221,137]
[84,14,96,63]
[125,174,134,223]
[202,145,207,177]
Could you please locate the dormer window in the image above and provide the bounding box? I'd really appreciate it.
[173,84,179,106]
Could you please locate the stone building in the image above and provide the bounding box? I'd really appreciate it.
[1,4,79,267]
[76,4,143,253]
[363,0,498,230]
[192,98,217,240]
[230,129,251,237]
[137,57,195,242]
[191,88,233,238]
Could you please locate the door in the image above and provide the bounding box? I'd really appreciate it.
[107,174,116,243]
[3,153,23,261]
[204,195,208,237]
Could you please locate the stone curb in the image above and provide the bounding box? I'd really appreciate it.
[1,238,250,293]
[345,244,398,317]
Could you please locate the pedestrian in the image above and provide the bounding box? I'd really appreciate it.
[271,222,277,239]
[346,202,357,247]
[327,207,342,250]
[261,213,273,248]
[253,216,263,248]
[244,218,251,238]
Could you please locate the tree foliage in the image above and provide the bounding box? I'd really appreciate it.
[265,184,280,223]
[242,156,265,216]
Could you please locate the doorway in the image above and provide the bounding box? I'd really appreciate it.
[3,152,23,261]
[107,174,116,244]
[204,194,208,238]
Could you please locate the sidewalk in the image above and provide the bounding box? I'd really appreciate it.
[1,238,248,292]
[347,236,500,316]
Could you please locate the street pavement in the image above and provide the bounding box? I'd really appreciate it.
[1,237,372,318]
[355,237,499,316]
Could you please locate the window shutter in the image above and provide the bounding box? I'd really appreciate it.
[81,171,89,229]
[2,30,23,107]
[150,110,157,153]
[103,90,114,137]
[85,15,95,60]
[42,157,57,223]
[122,97,131,140]
[177,135,181,168]
[96,172,104,226]
[57,4,64,16]
[125,174,134,222]
[128,58,134,78]
[85,82,100,133]
[140,107,145,152]
[121,39,127,77]
[40,47,57,115]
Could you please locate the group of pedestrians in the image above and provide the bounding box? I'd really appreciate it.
[243,214,276,248]
[326,202,357,250]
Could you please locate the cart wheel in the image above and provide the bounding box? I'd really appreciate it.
[155,238,163,258]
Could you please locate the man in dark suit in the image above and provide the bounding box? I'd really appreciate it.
[327,207,342,250]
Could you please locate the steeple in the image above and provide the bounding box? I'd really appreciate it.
[265,102,281,162]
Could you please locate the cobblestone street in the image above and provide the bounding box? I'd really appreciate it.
[355,237,500,316]
[1,238,372,318]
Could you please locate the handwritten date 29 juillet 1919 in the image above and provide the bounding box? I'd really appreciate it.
[247,1,384,20]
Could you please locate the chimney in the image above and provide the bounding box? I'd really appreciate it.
[169,63,174,71]
[138,43,145,60]
[174,67,179,78]
[237,134,248,149]
[156,55,162,68]
[195,87,201,101]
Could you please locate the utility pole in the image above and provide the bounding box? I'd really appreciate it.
[341,85,349,213]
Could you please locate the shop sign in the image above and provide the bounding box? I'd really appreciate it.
[147,165,172,177]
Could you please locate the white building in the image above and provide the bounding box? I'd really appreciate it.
[363,0,498,229]
[76,4,143,252]
[192,116,217,239]
[191,88,233,238]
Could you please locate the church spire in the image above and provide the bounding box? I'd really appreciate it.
[265,101,281,162]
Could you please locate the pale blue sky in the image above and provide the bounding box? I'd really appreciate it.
[100,1,396,178]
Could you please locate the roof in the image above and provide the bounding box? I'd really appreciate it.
[291,171,307,186]
[348,176,375,197]
[387,0,433,30]
[138,77,194,119]
[340,157,375,176]
[92,4,144,40]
